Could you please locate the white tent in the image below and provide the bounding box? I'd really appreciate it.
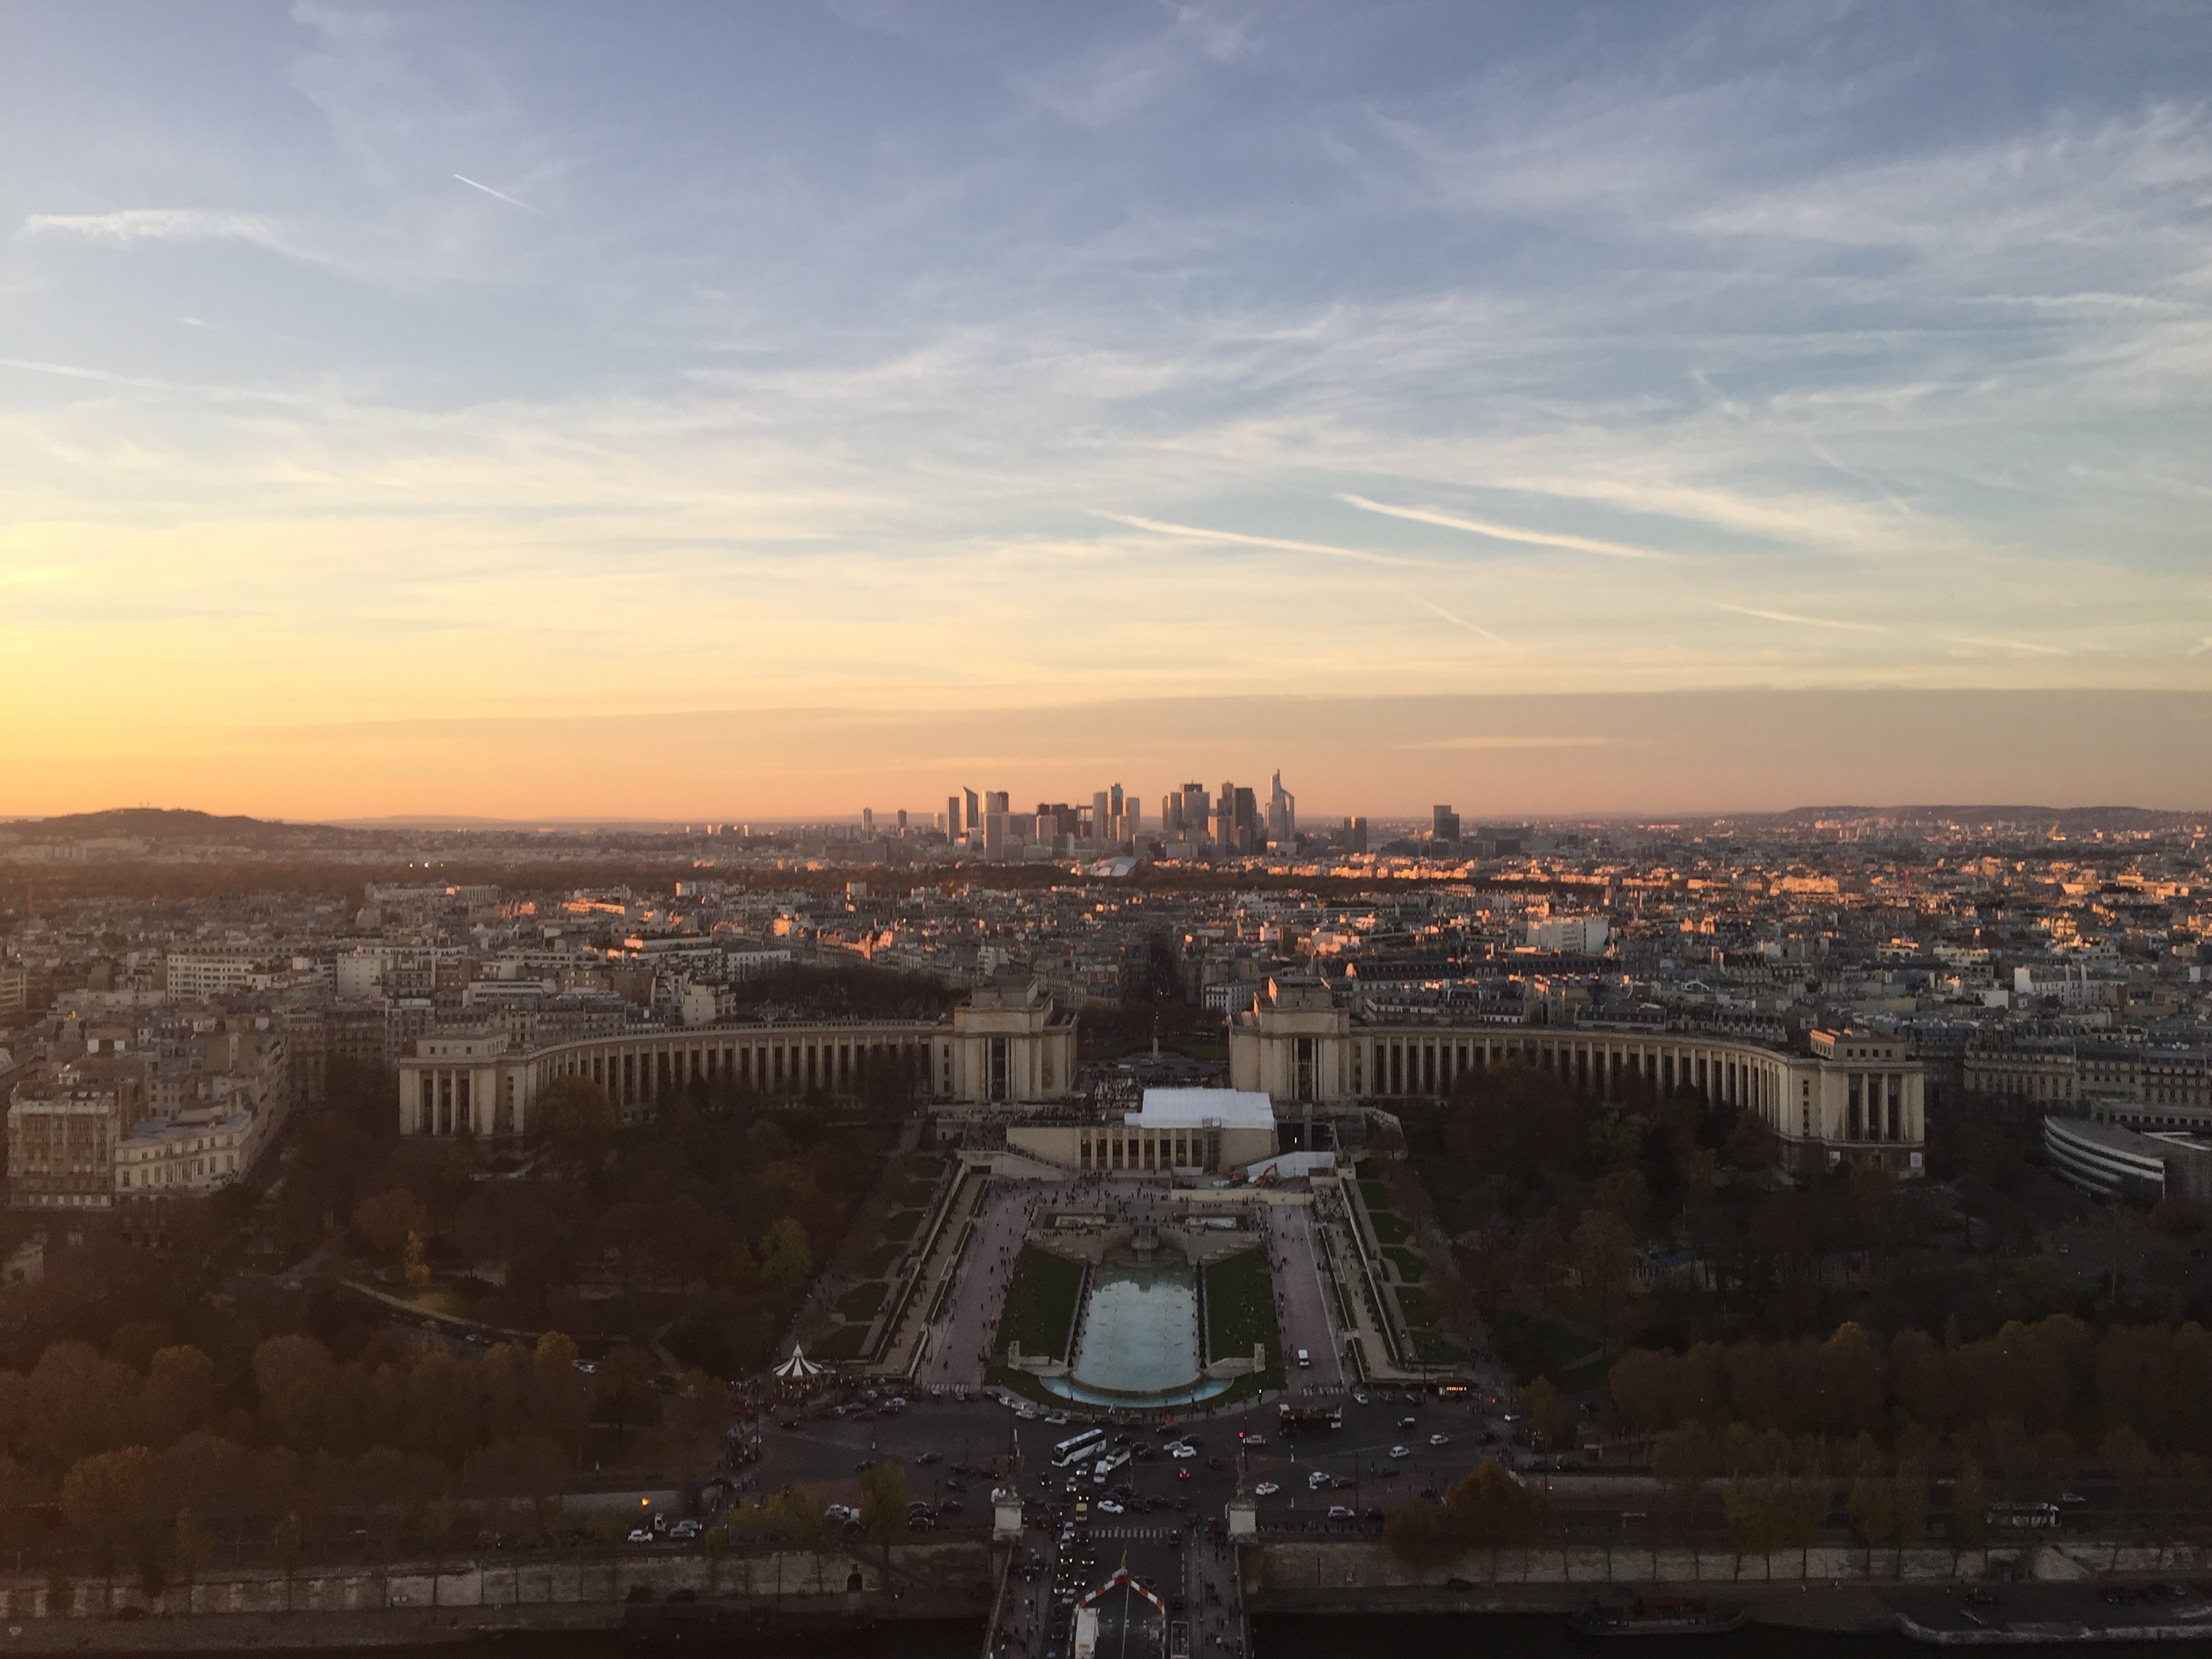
[773,1347,825,1382]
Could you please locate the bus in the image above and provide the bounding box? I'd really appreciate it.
[1052,1427,1107,1468]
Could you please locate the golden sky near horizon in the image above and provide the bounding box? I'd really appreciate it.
[4,6,2209,817]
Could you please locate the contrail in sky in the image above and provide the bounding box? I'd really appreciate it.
[453,173,540,213]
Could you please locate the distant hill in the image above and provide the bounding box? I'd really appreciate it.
[0,808,367,847]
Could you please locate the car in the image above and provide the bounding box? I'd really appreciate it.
[669,1520,701,1540]
[1097,1500,1124,1515]
[1399,1416,1418,1429]
[1254,1481,1280,1497]
[918,1451,942,1465]
[825,1504,859,1523]
[1296,1349,1311,1367]
[628,1528,654,1544]
[1241,1433,1268,1448]
[781,1418,802,1431]
[1351,1391,1369,1406]
[1390,1445,1412,1459]
[1307,1471,1331,1489]
[940,1498,962,1513]
[1328,1506,1354,1519]
[1168,1443,1196,1458]
[1429,1433,1450,1447]
[1379,1465,1401,1477]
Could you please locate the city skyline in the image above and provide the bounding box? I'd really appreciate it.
[6,5,2211,819]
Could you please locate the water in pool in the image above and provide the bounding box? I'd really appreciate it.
[1069,1262,1200,1395]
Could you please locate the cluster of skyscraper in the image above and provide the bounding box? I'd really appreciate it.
[935,772,1300,857]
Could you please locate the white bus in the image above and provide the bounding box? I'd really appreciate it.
[1052,1427,1107,1468]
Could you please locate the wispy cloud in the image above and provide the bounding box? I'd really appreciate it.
[1715,604,1883,633]
[453,173,541,214]
[1339,493,1666,560]
[1393,735,1614,752]
[1942,634,2069,657]
[18,208,287,249]
[1095,512,1423,568]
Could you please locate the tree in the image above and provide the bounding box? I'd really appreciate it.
[1950,1462,1990,1549]
[171,1508,213,1597]
[353,1189,432,1256]
[760,1218,814,1300]
[770,1483,825,1548]
[270,1512,305,1612]
[858,1460,911,1564]
[1519,1377,1575,1452]
[1382,1498,1458,1570]
[139,1347,216,1450]
[253,1336,344,1454]
[703,1523,731,1592]
[1572,1210,1637,1358]
[1442,1460,1549,1548]
[532,1077,618,1166]
[60,1446,152,1573]
[1650,1423,1715,1517]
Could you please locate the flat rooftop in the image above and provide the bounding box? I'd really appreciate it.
[1126,1087,1275,1130]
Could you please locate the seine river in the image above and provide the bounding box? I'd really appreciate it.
[241,1616,2212,1658]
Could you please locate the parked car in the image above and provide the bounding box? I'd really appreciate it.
[1328,1506,1354,1520]
[1254,1482,1280,1497]
[1429,1433,1450,1447]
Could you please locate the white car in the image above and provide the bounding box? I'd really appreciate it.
[1096,1499,1124,1515]
[1328,1505,1355,1519]
[1253,1481,1280,1497]
[628,1528,654,1544]
[1307,1470,1331,1489]
[1352,1391,1370,1406]
[1168,1443,1196,1458]
[825,1504,859,1523]
[1389,1445,1411,1459]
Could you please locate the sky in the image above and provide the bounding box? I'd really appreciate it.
[3,2,2210,821]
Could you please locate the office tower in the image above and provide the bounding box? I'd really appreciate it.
[895,808,907,832]
[1234,785,1258,852]
[861,808,874,834]
[1180,783,1210,841]
[1092,790,1110,844]
[1267,770,1296,842]
[1433,804,1460,844]
[1122,794,1139,836]
[1350,817,1369,854]
[947,795,963,836]
[985,811,1007,855]
[1109,783,1125,827]
[965,787,981,832]
[985,790,1009,816]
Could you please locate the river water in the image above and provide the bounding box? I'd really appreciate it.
[192,1614,2212,1657]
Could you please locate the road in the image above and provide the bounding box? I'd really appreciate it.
[747,1382,1514,1656]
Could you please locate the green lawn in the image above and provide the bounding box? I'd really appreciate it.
[1385,1246,1427,1284]
[999,1246,1085,1361]
[903,1179,939,1207]
[1359,1179,1393,1212]
[812,1324,868,1362]
[838,1281,889,1322]
[1411,1328,1462,1366]
[911,1157,947,1182]
[1204,1247,1281,1366]
[1368,1210,1412,1246]
[1396,1286,1436,1328]
[880,1209,924,1242]
[861,1241,903,1277]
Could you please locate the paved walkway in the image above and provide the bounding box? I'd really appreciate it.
[916,1177,1080,1387]
[1256,1202,1345,1391]
[869,1169,985,1376]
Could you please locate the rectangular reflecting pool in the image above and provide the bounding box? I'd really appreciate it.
[1040,1262,1234,1407]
